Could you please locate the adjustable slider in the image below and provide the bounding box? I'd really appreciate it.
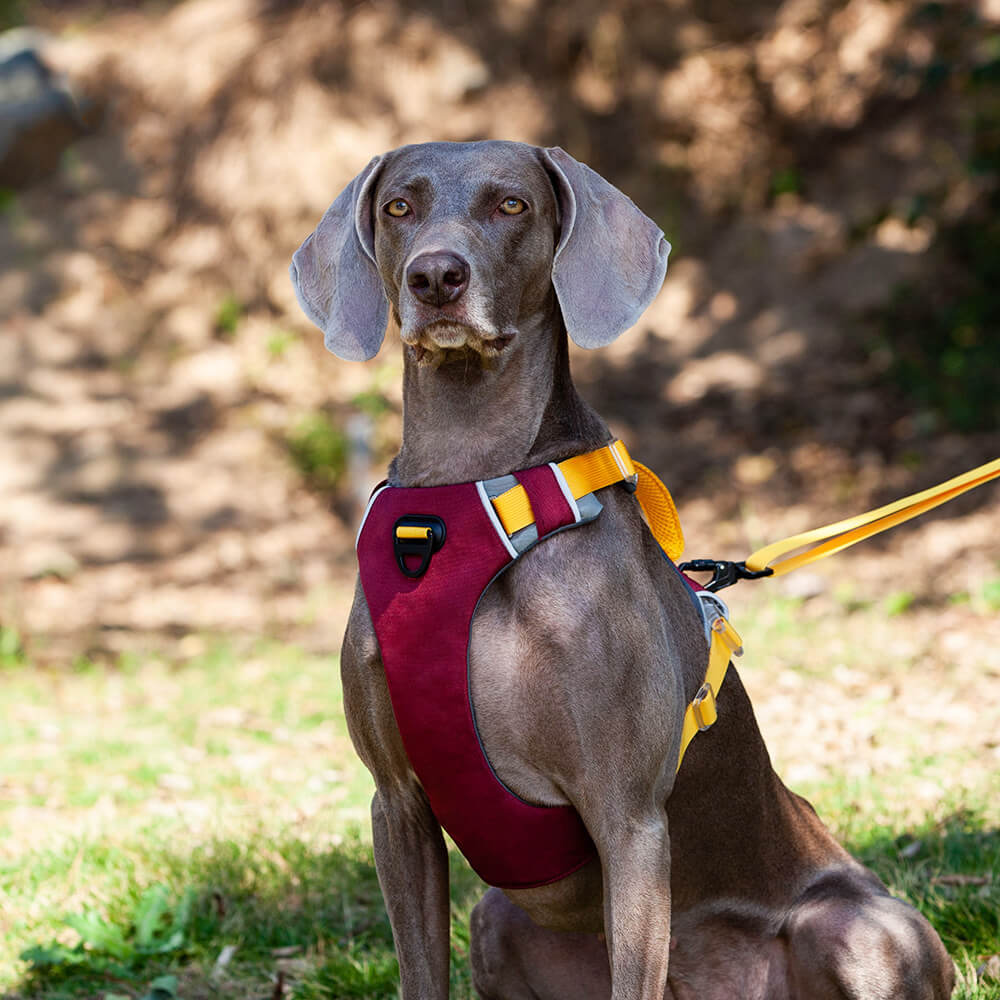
[691,681,717,732]
[710,615,744,657]
[393,516,446,578]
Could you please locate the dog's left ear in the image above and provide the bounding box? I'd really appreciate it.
[289,155,387,361]
[541,147,670,349]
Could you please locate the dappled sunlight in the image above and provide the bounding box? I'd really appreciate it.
[1,1,998,990]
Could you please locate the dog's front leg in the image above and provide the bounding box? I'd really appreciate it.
[371,784,451,999]
[341,588,451,999]
[598,810,673,1000]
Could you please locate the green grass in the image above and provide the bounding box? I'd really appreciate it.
[285,413,348,493]
[1,626,998,998]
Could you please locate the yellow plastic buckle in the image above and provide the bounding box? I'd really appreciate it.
[691,682,717,732]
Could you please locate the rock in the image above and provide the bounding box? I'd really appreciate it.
[0,30,100,187]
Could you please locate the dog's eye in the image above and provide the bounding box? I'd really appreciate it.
[385,199,411,218]
[499,197,527,216]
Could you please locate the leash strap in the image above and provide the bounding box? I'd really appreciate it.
[744,457,1000,578]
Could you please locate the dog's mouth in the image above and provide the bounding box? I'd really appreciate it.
[403,321,516,368]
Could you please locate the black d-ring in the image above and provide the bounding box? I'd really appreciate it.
[393,516,447,578]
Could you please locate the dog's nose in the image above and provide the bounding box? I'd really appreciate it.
[405,252,470,307]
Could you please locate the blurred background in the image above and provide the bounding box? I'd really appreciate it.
[1,0,999,996]
[1,0,998,663]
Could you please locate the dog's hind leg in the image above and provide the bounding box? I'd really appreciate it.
[470,888,616,1000]
[783,868,955,1000]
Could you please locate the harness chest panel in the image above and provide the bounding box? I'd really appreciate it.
[356,466,598,890]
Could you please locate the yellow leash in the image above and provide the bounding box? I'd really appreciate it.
[743,456,1000,578]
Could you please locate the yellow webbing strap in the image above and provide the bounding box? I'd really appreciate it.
[490,441,685,561]
[632,460,685,563]
[745,456,1000,578]
[676,615,744,772]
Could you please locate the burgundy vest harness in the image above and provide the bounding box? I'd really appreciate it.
[356,462,603,889]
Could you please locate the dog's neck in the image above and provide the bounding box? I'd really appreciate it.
[390,313,610,487]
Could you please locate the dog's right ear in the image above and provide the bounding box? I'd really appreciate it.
[289,155,387,361]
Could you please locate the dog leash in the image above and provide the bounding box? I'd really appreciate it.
[680,455,1000,592]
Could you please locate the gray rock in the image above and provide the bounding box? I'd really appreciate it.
[0,30,100,187]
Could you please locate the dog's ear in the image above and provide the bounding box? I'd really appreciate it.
[541,147,670,349]
[289,155,387,361]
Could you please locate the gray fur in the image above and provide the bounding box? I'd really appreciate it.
[291,140,955,1000]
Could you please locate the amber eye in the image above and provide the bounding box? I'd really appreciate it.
[499,197,527,216]
[385,199,411,218]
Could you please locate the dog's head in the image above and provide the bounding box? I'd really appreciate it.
[290,140,670,363]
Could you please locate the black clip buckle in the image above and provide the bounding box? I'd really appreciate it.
[678,558,773,592]
[393,516,446,579]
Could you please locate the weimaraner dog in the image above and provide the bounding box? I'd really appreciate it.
[290,140,955,1000]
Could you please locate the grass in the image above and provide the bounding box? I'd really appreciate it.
[285,413,348,492]
[1,609,998,998]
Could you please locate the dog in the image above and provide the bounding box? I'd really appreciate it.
[290,140,955,1000]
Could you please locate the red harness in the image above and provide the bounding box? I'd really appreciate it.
[356,463,600,889]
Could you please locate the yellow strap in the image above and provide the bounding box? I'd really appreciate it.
[633,461,685,562]
[490,441,685,560]
[491,485,534,536]
[676,615,743,772]
[745,457,1000,577]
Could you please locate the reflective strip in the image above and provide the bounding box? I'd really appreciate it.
[609,439,633,481]
[549,463,582,523]
[356,484,392,549]
[476,480,519,559]
[611,438,637,477]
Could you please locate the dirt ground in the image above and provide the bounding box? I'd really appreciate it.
[1,0,999,779]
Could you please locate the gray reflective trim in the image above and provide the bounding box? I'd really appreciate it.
[549,463,582,521]
[476,480,519,559]
[356,483,392,550]
[576,492,603,521]
[696,591,730,646]
[481,474,519,500]
[509,524,538,553]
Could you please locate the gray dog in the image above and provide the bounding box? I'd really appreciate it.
[290,140,954,1000]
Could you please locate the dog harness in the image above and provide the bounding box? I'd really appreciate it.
[355,441,742,889]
